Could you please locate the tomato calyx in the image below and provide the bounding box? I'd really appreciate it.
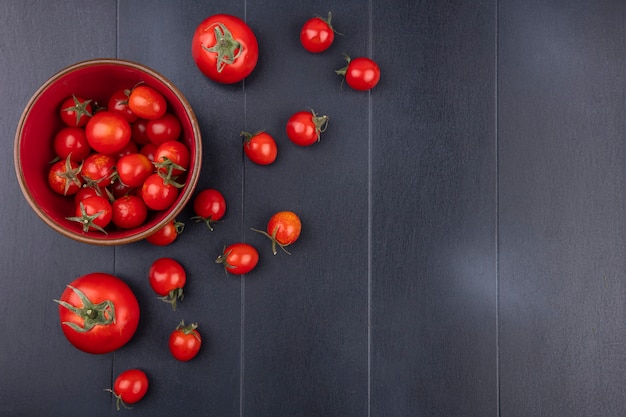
[202,23,244,73]
[154,157,186,188]
[191,214,220,231]
[57,155,83,195]
[54,285,116,333]
[103,389,133,411]
[334,53,353,77]
[66,201,108,234]
[159,288,184,311]
[250,226,291,255]
[215,247,235,272]
[63,94,93,126]
[240,130,263,144]
[308,108,329,141]
[175,320,201,340]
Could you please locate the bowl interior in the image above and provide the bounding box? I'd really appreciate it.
[15,59,200,245]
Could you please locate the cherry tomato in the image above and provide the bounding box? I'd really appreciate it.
[74,186,101,206]
[169,321,202,361]
[335,55,381,91]
[48,156,82,196]
[131,118,151,145]
[53,127,91,162]
[117,153,154,188]
[54,272,140,354]
[191,188,226,231]
[107,88,138,123]
[85,111,132,155]
[148,257,186,310]
[154,140,190,181]
[146,113,182,145]
[59,95,92,127]
[216,242,259,275]
[140,143,158,162]
[82,153,116,188]
[113,140,139,160]
[242,131,277,165]
[300,12,336,53]
[145,220,184,246]
[111,195,148,229]
[191,14,259,84]
[128,85,167,120]
[108,369,149,410]
[141,173,179,211]
[67,195,113,233]
[252,211,302,255]
[286,109,329,146]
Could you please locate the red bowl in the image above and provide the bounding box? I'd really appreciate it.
[14,59,202,245]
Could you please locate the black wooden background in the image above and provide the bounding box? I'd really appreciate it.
[1,1,625,416]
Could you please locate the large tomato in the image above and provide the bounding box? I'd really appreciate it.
[191,14,259,84]
[54,273,140,354]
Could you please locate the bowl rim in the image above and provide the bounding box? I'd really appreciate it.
[14,58,202,245]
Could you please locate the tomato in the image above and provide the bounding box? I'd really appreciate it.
[67,195,113,233]
[53,127,91,162]
[48,156,82,196]
[108,369,149,410]
[140,142,158,162]
[154,140,190,184]
[59,95,93,127]
[74,186,101,206]
[146,113,182,145]
[128,85,167,120]
[141,173,179,211]
[112,195,148,229]
[82,153,116,188]
[252,211,302,255]
[191,14,259,84]
[85,111,132,155]
[117,153,154,188]
[191,188,226,231]
[300,12,336,53]
[145,219,184,246]
[286,109,329,146]
[54,272,140,354]
[113,140,139,160]
[216,242,259,275]
[169,321,202,361]
[148,257,186,310]
[107,88,138,123]
[131,118,151,145]
[242,131,277,165]
[335,55,381,91]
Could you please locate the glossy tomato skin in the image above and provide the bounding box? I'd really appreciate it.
[192,188,226,230]
[112,369,149,408]
[108,89,138,123]
[216,242,259,275]
[300,13,335,53]
[141,173,179,211]
[48,157,82,196]
[169,321,202,361]
[154,140,190,177]
[243,131,277,165]
[339,56,381,91]
[53,127,91,162]
[117,153,154,188]
[85,111,132,155]
[286,109,329,146]
[149,258,186,296]
[146,113,182,145]
[55,273,140,354]
[131,118,151,145]
[112,195,148,229]
[72,195,113,232]
[128,85,167,120]
[82,153,116,188]
[268,211,302,246]
[191,14,259,84]
[145,220,184,246]
[59,95,92,127]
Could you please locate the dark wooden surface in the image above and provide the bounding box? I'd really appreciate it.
[1,1,624,416]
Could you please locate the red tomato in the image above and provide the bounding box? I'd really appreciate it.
[169,321,202,361]
[82,153,116,188]
[140,143,158,162]
[192,188,226,230]
[252,211,302,255]
[191,14,259,84]
[68,195,113,233]
[300,12,336,53]
[108,88,138,123]
[54,272,140,354]
[141,173,179,211]
[146,113,182,145]
[113,140,139,160]
[286,109,329,146]
[128,85,167,120]
[59,95,93,127]
[335,56,381,91]
[145,220,184,246]
[216,242,259,275]
[148,257,186,310]
[85,111,132,155]
[111,195,148,229]
[48,156,82,196]
[117,153,154,188]
[109,369,149,410]
[131,118,151,145]
[242,131,277,165]
[74,186,101,206]
[154,140,190,182]
[53,127,91,162]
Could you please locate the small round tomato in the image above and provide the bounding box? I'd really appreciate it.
[146,113,182,145]
[169,321,202,361]
[286,109,329,146]
[59,95,93,127]
[216,242,259,275]
[82,153,116,188]
[53,127,91,162]
[108,88,138,123]
[74,186,101,206]
[154,140,190,180]
[300,12,336,53]
[113,140,139,160]
[140,143,158,162]
[111,195,148,229]
[68,195,113,233]
[149,257,186,310]
[48,156,83,196]
[191,188,226,230]
[109,369,149,410]
[252,211,302,255]
[85,111,132,155]
[145,220,184,246]
[131,118,151,145]
[128,85,167,120]
[335,55,381,91]
[242,131,277,165]
[191,14,259,84]
[54,272,140,354]
[141,173,179,211]
[117,153,154,188]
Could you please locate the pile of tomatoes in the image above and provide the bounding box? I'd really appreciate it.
[48,84,190,234]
